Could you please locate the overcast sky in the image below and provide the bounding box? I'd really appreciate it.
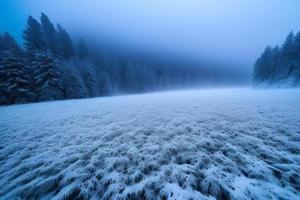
[1,0,300,76]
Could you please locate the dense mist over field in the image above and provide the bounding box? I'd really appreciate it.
[1,0,300,82]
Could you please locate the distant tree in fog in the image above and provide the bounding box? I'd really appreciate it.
[123,61,138,92]
[59,60,89,99]
[77,39,89,59]
[56,24,75,59]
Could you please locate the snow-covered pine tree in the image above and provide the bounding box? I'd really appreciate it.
[77,59,99,97]
[93,54,123,94]
[32,51,64,101]
[0,32,24,56]
[22,16,45,55]
[57,24,75,59]
[59,60,89,99]
[0,52,33,104]
[40,13,60,55]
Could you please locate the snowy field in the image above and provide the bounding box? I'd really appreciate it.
[0,88,300,200]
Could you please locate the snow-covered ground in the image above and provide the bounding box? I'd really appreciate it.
[0,88,300,200]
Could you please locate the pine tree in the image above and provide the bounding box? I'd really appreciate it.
[77,39,88,59]
[253,46,273,83]
[23,16,45,54]
[269,46,280,84]
[290,32,300,84]
[41,13,59,55]
[143,64,156,91]
[134,63,148,92]
[57,24,75,59]
[253,30,300,86]
[109,60,123,93]
[0,52,33,104]
[294,31,300,53]
[32,51,63,101]
[0,34,4,52]
[77,60,99,97]
[278,31,297,80]
[98,71,111,96]
[281,31,295,56]
[59,60,89,99]
[0,32,24,56]
[1,34,7,61]
[123,61,138,92]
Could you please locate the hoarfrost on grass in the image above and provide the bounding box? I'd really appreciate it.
[0,88,300,200]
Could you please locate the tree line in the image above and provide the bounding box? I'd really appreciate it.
[253,31,300,87]
[1,13,238,105]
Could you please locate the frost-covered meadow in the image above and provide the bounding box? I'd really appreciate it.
[0,88,300,200]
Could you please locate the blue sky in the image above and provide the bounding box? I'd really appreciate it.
[0,1,27,42]
[1,0,300,73]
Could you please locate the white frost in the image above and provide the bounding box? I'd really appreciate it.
[0,88,300,200]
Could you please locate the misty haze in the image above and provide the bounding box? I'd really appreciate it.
[0,1,300,200]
